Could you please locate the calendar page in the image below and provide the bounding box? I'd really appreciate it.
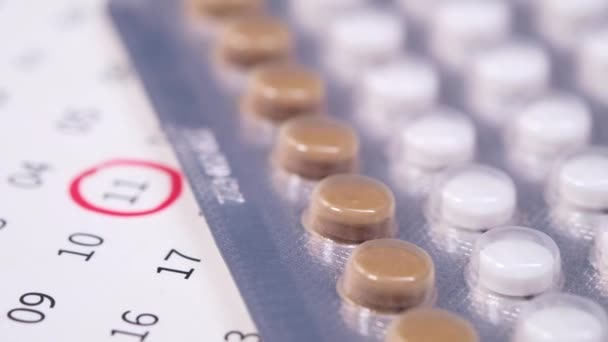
[0,1,256,341]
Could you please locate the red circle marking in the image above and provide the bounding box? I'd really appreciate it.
[69,159,182,217]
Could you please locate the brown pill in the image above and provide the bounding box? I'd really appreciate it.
[385,308,479,342]
[218,17,292,69]
[273,116,359,179]
[188,0,263,21]
[339,239,435,312]
[243,64,324,122]
[304,175,396,243]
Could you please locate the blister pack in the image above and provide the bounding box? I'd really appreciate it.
[109,0,608,341]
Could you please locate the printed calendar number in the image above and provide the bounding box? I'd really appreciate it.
[7,162,51,189]
[57,232,104,261]
[6,292,56,324]
[111,310,159,341]
[224,330,261,342]
[156,248,201,280]
[70,159,182,217]
[56,109,101,135]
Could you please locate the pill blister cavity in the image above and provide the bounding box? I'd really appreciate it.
[304,175,396,243]
[429,164,517,231]
[467,40,550,124]
[358,57,439,137]
[385,308,479,342]
[273,116,359,180]
[290,0,366,36]
[505,93,592,180]
[469,226,562,297]
[394,108,476,171]
[576,27,608,105]
[242,64,325,123]
[535,0,608,51]
[327,9,405,83]
[339,239,435,312]
[429,0,512,72]
[397,0,446,26]
[187,0,263,22]
[548,147,608,211]
[216,16,292,70]
[513,293,608,342]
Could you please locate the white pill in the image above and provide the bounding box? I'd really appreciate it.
[436,165,516,230]
[429,0,512,71]
[468,41,550,123]
[536,0,608,51]
[577,28,608,103]
[362,57,439,119]
[290,0,365,35]
[514,293,608,342]
[328,9,404,82]
[510,93,591,155]
[397,109,476,170]
[473,226,561,297]
[479,240,554,295]
[397,0,445,25]
[555,149,608,210]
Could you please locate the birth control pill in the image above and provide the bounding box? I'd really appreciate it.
[290,0,365,35]
[396,109,476,170]
[339,239,435,312]
[361,57,439,120]
[328,9,404,82]
[432,165,516,231]
[514,293,608,342]
[304,175,396,243]
[187,0,263,21]
[468,41,550,123]
[577,28,608,103]
[242,64,325,123]
[273,116,359,179]
[429,0,512,71]
[397,0,446,25]
[551,148,608,211]
[508,93,591,156]
[385,308,479,342]
[470,226,561,297]
[536,0,608,51]
[217,17,292,69]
